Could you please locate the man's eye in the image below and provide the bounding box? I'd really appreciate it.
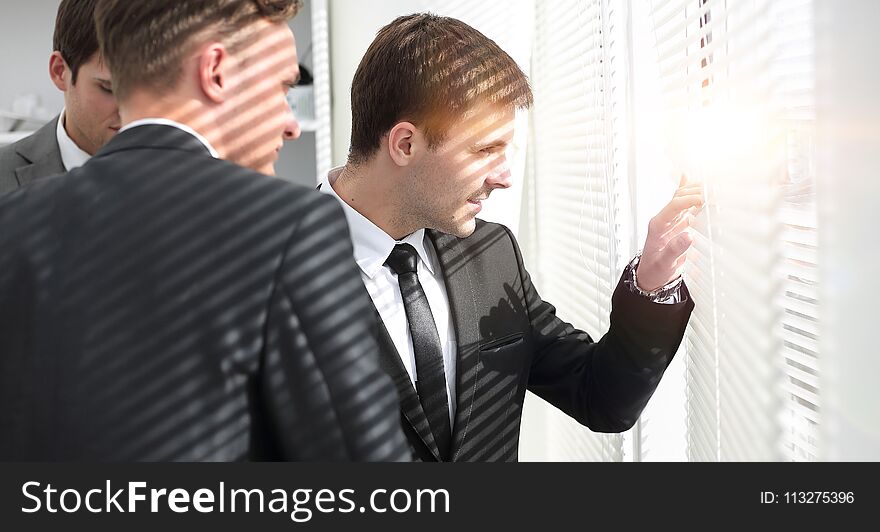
[100,86,113,94]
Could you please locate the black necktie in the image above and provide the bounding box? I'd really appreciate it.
[385,243,452,460]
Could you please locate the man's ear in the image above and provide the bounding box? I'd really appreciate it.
[198,43,230,103]
[387,122,423,167]
[48,51,70,92]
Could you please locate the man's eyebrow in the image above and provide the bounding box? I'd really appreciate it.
[472,138,510,150]
[94,77,112,84]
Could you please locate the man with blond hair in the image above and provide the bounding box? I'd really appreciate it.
[0,0,409,462]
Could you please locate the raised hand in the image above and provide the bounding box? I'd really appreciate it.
[636,174,704,292]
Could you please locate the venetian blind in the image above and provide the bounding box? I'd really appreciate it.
[648,0,819,461]
[528,0,629,461]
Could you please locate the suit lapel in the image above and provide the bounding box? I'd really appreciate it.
[15,163,48,188]
[14,117,65,187]
[373,312,441,461]
[427,230,482,461]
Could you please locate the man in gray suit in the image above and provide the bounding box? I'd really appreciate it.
[0,0,120,194]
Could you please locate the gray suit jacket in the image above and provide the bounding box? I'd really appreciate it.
[0,116,65,195]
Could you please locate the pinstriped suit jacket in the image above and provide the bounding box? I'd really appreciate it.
[0,124,409,461]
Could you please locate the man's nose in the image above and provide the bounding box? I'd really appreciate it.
[283,112,301,141]
[486,156,512,189]
[282,96,301,141]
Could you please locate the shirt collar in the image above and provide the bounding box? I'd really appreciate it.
[320,167,435,279]
[55,109,91,171]
[119,118,219,158]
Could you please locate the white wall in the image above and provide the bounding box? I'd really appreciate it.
[816,0,880,460]
[0,0,63,128]
[276,1,320,186]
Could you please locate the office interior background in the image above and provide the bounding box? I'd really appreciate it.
[1,0,877,461]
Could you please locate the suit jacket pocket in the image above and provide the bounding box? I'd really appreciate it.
[479,333,524,353]
[479,333,526,380]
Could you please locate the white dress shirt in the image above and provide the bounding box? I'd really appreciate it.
[320,168,457,426]
[119,118,220,158]
[55,109,91,172]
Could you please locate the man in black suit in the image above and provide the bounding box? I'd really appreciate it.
[0,0,120,194]
[0,0,409,461]
[321,14,702,461]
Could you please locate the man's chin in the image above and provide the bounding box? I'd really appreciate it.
[449,218,477,238]
[251,161,277,176]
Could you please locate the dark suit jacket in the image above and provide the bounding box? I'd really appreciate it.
[0,116,65,195]
[0,124,409,461]
[378,221,694,461]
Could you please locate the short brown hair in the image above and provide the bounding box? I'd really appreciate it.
[95,0,302,101]
[348,14,533,165]
[53,0,101,84]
